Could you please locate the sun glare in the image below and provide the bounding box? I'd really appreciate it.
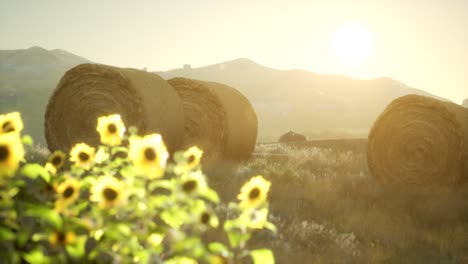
[331,23,375,67]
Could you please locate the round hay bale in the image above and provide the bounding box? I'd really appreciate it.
[278,131,308,143]
[168,78,257,164]
[45,63,184,153]
[368,94,468,187]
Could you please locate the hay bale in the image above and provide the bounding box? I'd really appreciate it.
[368,94,468,187]
[45,64,184,153]
[278,131,308,143]
[168,78,257,164]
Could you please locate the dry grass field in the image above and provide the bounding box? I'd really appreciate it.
[208,140,468,264]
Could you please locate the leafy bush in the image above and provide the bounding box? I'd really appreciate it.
[0,112,275,263]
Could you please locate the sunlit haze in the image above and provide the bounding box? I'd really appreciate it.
[331,23,375,67]
[1,0,467,103]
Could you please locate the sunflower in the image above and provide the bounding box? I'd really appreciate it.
[174,146,203,174]
[0,112,23,134]
[128,134,169,178]
[96,114,126,146]
[90,176,127,209]
[49,231,76,246]
[69,143,95,169]
[0,133,24,178]
[237,175,271,209]
[180,171,207,195]
[209,255,229,264]
[199,210,219,229]
[55,178,80,212]
[45,151,66,175]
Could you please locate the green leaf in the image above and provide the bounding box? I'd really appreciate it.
[66,236,87,259]
[22,249,51,264]
[150,195,171,208]
[165,256,197,264]
[24,206,62,229]
[20,164,50,182]
[200,188,220,203]
[134,250,150,264]
[116,224,131,236]
[73,201,89,213]
[208,242,230,256]
[265,222,277,233]
[128,126,138,135]
[223,219,240,231]
[160,209,185,229]
[119,166,134,178]
[227,231,250,248]
[16,230,30,246]
[250,249,274,264]
[21,135,34,146]
[7,187,19,199]
[149,179,174,190]
[0,226,15,241]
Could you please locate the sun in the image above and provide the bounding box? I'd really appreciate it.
[331,23,375,67]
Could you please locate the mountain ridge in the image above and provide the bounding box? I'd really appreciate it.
[156,58,442,141]
[0,47,90,145]
[0,47,447,144]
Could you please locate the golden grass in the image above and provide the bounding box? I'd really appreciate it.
[210,142,468,263]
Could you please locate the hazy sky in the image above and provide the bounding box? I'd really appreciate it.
[1,0,467,103]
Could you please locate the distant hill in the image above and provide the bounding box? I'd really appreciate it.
[156,59,443,141]
[463,99,468,108]
[0,48,446,145]
[0,47,90,145]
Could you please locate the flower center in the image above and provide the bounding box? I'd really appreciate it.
[0,145,9,161]
[2,121,14,133]
[57,232,66,243]
[103,187,118,201]
[63,186,75,198]
[51,156,62,166]
[78,152,89,162]
[249,187,260,199]
[144,148,156,161]
[187,154,196,164]
[107,123,117,134]
[182,180,197,193]
[200,212,210,224]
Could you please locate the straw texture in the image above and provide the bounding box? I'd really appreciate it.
[45,64,184,152]
[368,94,468,187]
[168,78,257,164]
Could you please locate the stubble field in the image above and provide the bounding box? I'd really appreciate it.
[208,140,468,263]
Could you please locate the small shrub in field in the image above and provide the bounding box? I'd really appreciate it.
[0,112,275,263]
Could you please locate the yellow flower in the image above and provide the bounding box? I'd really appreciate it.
[90,176,126,209]
[69,143,95,169]
[96,114,126,146]
[45,150,66,175]
[49,231,76,246]
[209,255,228,264]
[128,134,169,178]
[0,133,24,178]
[199,210,219,229]
[180,171,207,195]
[0,112,23,134]
[55,178,80,212]
[237,176,271,209]
[174,146,203,174]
